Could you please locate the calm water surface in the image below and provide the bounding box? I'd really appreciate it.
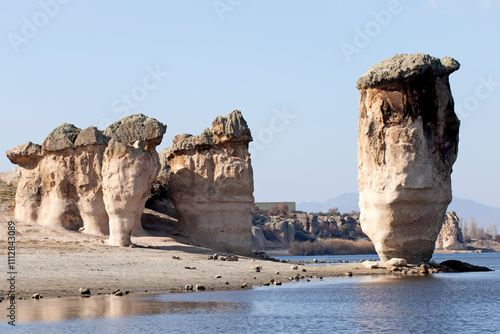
[5,252,500,333]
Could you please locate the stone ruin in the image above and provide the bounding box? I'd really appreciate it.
[7,111,255,254]
[356,53,460,263]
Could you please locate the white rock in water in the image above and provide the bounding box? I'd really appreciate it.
[362,261,379,269]
[387,258,407,267]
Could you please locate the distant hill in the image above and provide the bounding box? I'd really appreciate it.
[448,197,500,229]
[297,193,360,214]
[298,193,500,230]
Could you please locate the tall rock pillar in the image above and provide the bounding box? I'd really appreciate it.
[356,54,460,263]
[165,110,254,256]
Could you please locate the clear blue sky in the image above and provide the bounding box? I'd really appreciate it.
[1,0,499,207]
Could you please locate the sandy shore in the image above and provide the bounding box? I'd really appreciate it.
[0,202,393,299]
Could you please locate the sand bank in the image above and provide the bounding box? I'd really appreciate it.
[0,205,390,299]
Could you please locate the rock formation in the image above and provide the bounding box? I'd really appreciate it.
[267,218,297,246]
[251,226,267,251]
[251,219,297,251]
[164,110,254,255]
[0,166,20,186]
[356,54,460,263]
[294,213,319,236]
[435,212,467,250]
[6,114,165,246]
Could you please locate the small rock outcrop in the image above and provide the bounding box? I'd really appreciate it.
[0,166,20,186]
[164,110,254,255]
[267,219,297,246]
[6,114,166,246]
[435,212,467,250]
[439,260,492,272]
[356,54,460,263]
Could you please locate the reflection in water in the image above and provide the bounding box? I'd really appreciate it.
[17,293,242,323]
[9,252,500,333]
[348,275,438,332]
[345,273,500,333]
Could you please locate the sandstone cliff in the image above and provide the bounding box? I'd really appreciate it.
[357,54,460,262]
[435,212,467,250]
[6,114,165,247]
[164,110,254,255]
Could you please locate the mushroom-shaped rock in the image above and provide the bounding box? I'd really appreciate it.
[6,142,43,223]
[6,114,166,245]
[356,53,460,263]
[165,110,254,255]
[102,140,160,246]
[73,127,111,235]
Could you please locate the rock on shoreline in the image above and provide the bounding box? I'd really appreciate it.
[357,54,460,263]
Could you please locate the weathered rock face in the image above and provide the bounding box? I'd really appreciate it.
[251,220,297,251]
[6,114,165,246]
[251,226,266,251]
[267,218,297,246]
[294,213,319,235]
[102,140,159,246]
[357,54,460,263]
[435,212,467,250]
[308,214,319,235]
[165,110,254,255]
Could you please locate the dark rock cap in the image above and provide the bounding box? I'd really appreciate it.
[212,110,252,139]
[104,114,166,144]
[356,53,460,90]
[42,123,81,152]
[6,141,42,166]
[74,126,110,147]
[170,110,252,153]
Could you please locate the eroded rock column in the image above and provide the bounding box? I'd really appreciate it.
[435,212,467,251]
[165,110,255,255]
[356,53,460,263]
[73,127,110,235]
[6,113,165,247]
[102,140,159,246]
[6,142,43,224]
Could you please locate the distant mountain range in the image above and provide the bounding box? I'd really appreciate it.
[297,193,500,229]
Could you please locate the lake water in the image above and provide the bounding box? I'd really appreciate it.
[4,252,500,333]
